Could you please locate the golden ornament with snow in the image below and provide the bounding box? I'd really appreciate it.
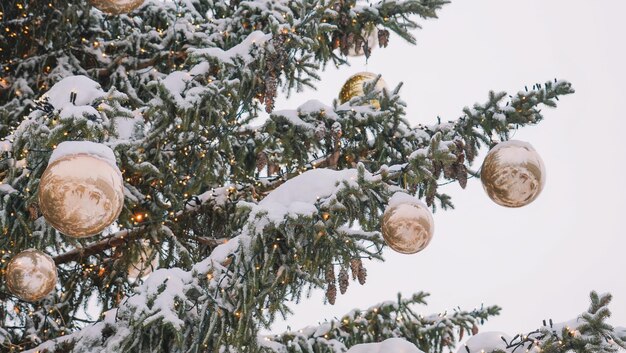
[6,249,57,302]
[481,140,545,208]
[381,195,434,254]
[39,142,124,238]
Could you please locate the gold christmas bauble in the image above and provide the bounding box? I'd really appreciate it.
[481,140,546,208]
[381,199,434,254]
[6,249,57,302]
[39,150,124,238]
[89,0,144,15]
[339,72,387,109]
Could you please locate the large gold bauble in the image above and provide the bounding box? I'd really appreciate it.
[381,201,434,254]
[39,153,124,238]
[6,249,57,302]
[338,72,387,109]
[481,140,546,208]
[89,0,144,15]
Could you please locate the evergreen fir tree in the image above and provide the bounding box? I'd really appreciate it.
[0,1,624,353]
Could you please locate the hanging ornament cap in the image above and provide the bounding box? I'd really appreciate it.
[481,140,545,208]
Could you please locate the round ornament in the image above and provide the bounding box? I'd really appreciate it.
[339,72,387,109]
[481,140,545,208]
[347,27,378,57]
[381,194,434,254]
[89,0,144,15]
[39,141,124,238]
[127,240,159,281]
[6,249,57,302]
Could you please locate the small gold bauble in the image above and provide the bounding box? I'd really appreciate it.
[381,200,434,254]
[39,152,124,238]
[339,72,387,109]
[481,140,546,208]
[6,249,57,302]
[89,0,144,15]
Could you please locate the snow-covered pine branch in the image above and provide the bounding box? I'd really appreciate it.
[460,292,626,353]
[259,292,499,353]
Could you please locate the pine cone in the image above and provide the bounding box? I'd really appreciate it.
[443,163,455,179]
[357,263,367,285]
[471,324,479,335]
[256,152,268,171]
[353,35,364,56]
[346,32,355,53]
[27,203,39,221]
[425,182,436,207]
[455,140,466,164]
[332,1,341,12]
[465,143,476,163]
[264,74,277,113]
[325,264,335,284]
[378,29,390,48]
[433,161,442,179]
[263,34,288,113]
[350,258,361,280]
[456,164,468,189]
[326,283,337,305]
[332,122,342,140]
[339,13,350,27]
[338,268,349,294]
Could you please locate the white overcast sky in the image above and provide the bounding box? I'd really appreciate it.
[269,0,626,339]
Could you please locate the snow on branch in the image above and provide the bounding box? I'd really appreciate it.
[188,31,272,64]
[259,292,499,353]
[461,292,626,353]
